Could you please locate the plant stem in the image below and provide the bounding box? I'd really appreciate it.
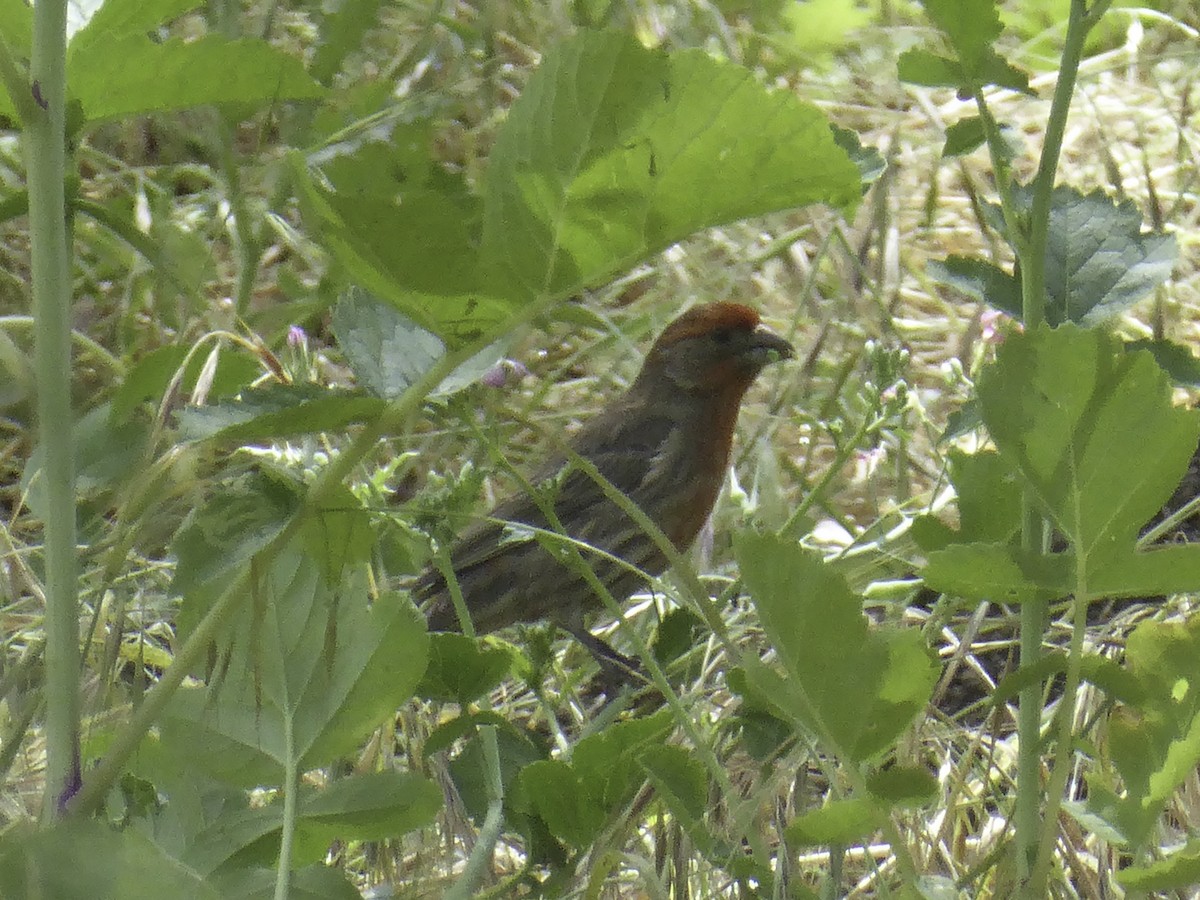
[27,0,76,822]
[274,715,298,900]
[1007,1,1112,889]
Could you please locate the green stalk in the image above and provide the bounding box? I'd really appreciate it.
[273,715,298,900]
[27,0,76,822]
[1003,1,1112,888]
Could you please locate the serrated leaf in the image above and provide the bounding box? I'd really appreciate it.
[417,633,516,705]
[1040,189,1177,325]
[162,551,429,785]
[518,760,605,849]
[331,287,445,398]
[1119,838,1200,892]
[785,798,885,846]
[736,533,938,760]
[979,326,1200,566]
[71,34,324,123]
[170,472,300,597]
[481,32,861,302]
[176,383,386,442]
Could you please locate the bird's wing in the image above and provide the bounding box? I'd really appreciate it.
[425,404,678,581]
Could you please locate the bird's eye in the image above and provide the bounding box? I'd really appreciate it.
[712,328,733,345]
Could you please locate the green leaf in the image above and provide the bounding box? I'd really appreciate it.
[330,286,445,399]
[1126,339,1200,387]
[1038,189,1177,325]
[170,472,300,598]
[638,745,709,828]
[1090,616,1200,850]
[0,820,218,900]
[68,0,202,53]
[979,325,1200,564]
[572,710,674,810]
[298,771,442,840]
[926,255,1021,316]
[176,383,386,443]
[300,484,374,585]
[481,31,861,302]
[162,551,430,785]
[924,543,1068,600]
[518,760,605,849]
[0,0,32,57]
[309,0,386,85]
[867,767,938,806]
[300,31,860,346]
[736,533,938,760]
[942,116,986,156]
[1119,838,1200,892]
[918,0,1003,74]
[785,798,886,847]
[417,633,517,705]
[70,34,324,123]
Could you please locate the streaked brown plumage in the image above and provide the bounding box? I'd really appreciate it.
[415,302,793,646]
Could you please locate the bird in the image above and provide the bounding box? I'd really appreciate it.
[414,302,794,670]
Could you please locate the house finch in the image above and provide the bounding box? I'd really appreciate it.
[415,302,793,659]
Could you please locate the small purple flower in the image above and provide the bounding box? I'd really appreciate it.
[481,358,530,389]
[287,325,307,348]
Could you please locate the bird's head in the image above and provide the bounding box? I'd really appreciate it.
[632,303,794,398]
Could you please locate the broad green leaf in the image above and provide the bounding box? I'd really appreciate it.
[913,449,1022,551]
[639,745,709,827]
[417,633,517,705]
[162,550,429,785]
[330,287,445,399]
[298,771,442,841]
[1090,616,1200,850]
[300,484,373,585]
[1039,189,1177,325]
[572,710,674,811]
[918,0,1003,73]
[213,865,361,900]
[176,383,386,443]
[0,820,217,900]
[481,31,861,302]
[301,30,861,346]
[68,0,201,55]
[980,326,1200,566]
[785,798,886,847]
[71,34,324,123]
[958,188,1177,325]
[736,532,938,760]
[924,543,1068,600]
[290,157,500,345]
[170,472,299,598]
[0,0,32,57]
[518,760,605,849]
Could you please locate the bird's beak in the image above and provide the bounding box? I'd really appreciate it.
[748,326,794,366]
